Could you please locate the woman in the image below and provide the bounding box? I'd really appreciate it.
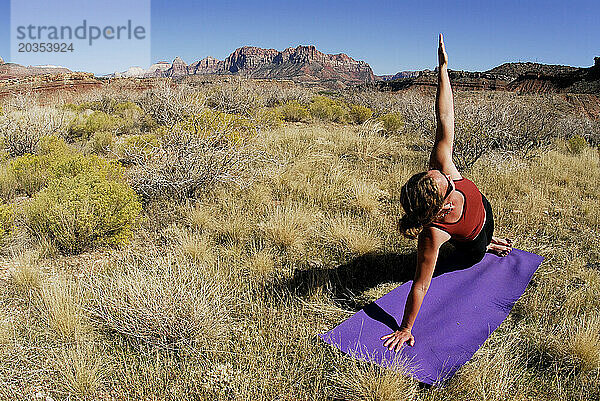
[380,34,513,352]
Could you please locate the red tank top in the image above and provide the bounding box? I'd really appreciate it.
[429,177,485,241]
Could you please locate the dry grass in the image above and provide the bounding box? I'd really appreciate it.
[1,83,599,400]
[260,203,315,250]
[329,357,418,401]
[51,340,106,398]
[38,275,90,341]
[569,314,600,372]
[325,215,383,256]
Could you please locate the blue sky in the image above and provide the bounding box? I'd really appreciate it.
[1,0,598,75]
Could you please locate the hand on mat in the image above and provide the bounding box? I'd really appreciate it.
[381,328,415,352]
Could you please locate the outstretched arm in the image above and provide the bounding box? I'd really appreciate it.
[380,228,450,351]
[429,34,461,180]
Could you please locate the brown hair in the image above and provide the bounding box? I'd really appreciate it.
[398,171,445,239]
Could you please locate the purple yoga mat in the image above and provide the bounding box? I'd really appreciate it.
[319,248,544,385]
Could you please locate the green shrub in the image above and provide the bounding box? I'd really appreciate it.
[22,154,141,254]
[166,109,257,143]
[67,111,124,140]
[2,153,47,197]
[253,108,283,130]
[86,131,115,155]
[38,135,70,156]
[114,101,157,132]
[309,96,349,123]
[2,145,122,198]
[25,172,141,254]
[567,135,587,155]
[118,133,159,163]
[63,96,121,114]
[278,101,310,122]
[378,112,404,134]
[0,203,13,241]
[122,133,159,153]
[349,104,374,124]
[114,101,143,119]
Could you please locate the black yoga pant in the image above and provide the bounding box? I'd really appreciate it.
[450,194,494,266]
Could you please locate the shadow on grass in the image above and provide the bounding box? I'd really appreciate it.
[276,243,477,310]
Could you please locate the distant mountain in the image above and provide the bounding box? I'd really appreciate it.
[372,57,600,95]
[107,45,376,86]
[485,62,580,79]
[377,71,420,81]
[0,62,71,80]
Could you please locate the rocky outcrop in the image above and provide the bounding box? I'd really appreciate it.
[0,56,4,65]
[221,45,376,84]
[165,57,189,77]
[378,71,420,81]
[373,57,600,96]
[106,45,376,86]
[503,59,600,94]
[486,62,579,79]
[374,69,513,91]
[145,61,172,77]
[111,66,146,78]
[190,56,222,75]
[224,47,280,73]
[0,71,101,99]
[0,63,71,80]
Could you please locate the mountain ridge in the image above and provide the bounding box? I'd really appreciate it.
[107,45,376,86]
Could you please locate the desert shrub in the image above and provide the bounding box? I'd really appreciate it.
[343,88,406,114]
[138,81,205,128]
[127,127,253,202]
[86,131,114,155]
[63,96,119,114]
[0,136,71,199]
[558,116,600,147]
[378,112,404,134]
[0,203,13,241]
[123,133,159,150]
[416,93,569,170]
[38,134,71,156]
[252,108,283,130]
[113,101,143,119]
[117,133,159,164]
[1,144,121,198]
[567,135,587,155]
[261,85,313,107]
[309,96,349,123]
[206,78,264,116]
[349,104,374,124]
[114,100,157,133]
[24,157,141,254]
[65,99,153,135]
[1,153,47,197]
[167,109,257,143]
[278,101,310,122]
[67,111,128,140]
[0,106,73,157]
[496,100,562,159]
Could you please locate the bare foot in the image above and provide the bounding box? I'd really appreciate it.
[491,236,512,247]
[487,242,512,257]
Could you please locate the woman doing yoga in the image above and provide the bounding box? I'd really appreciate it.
[381,34,513,352]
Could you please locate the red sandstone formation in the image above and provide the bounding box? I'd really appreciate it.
[0,71,101,100]
[107,45,376,86]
